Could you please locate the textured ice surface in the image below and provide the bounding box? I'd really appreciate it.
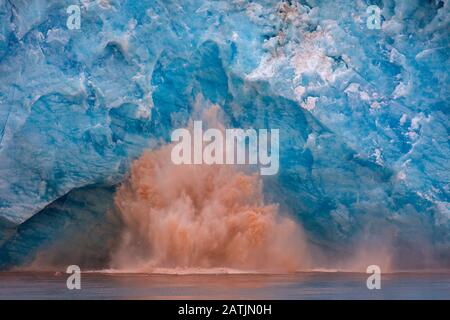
[0,0,449,269]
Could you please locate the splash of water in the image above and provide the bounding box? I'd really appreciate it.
[111,144,308,272]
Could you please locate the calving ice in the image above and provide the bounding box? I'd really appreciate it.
[171,121,279,175]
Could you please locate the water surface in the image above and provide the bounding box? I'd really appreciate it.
[1,271,449,299]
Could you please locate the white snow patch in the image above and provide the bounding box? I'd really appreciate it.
[392,82,410,99]
[294,85,306,100]
[345,83,360,94]
[359,91,370,101]
[373,148,384,166]
[400,114,408,125]
[301,96,317,111]
[370,101,381,109]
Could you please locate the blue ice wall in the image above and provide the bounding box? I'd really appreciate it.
[0,0,449,269]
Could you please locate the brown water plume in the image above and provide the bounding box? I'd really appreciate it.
[110,145,308,272]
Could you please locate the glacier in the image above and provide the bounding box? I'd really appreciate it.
[0,0,449,270]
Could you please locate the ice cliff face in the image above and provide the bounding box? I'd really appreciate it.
[0,0,449,269]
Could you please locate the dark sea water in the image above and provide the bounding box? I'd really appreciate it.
[0,271,449,300]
